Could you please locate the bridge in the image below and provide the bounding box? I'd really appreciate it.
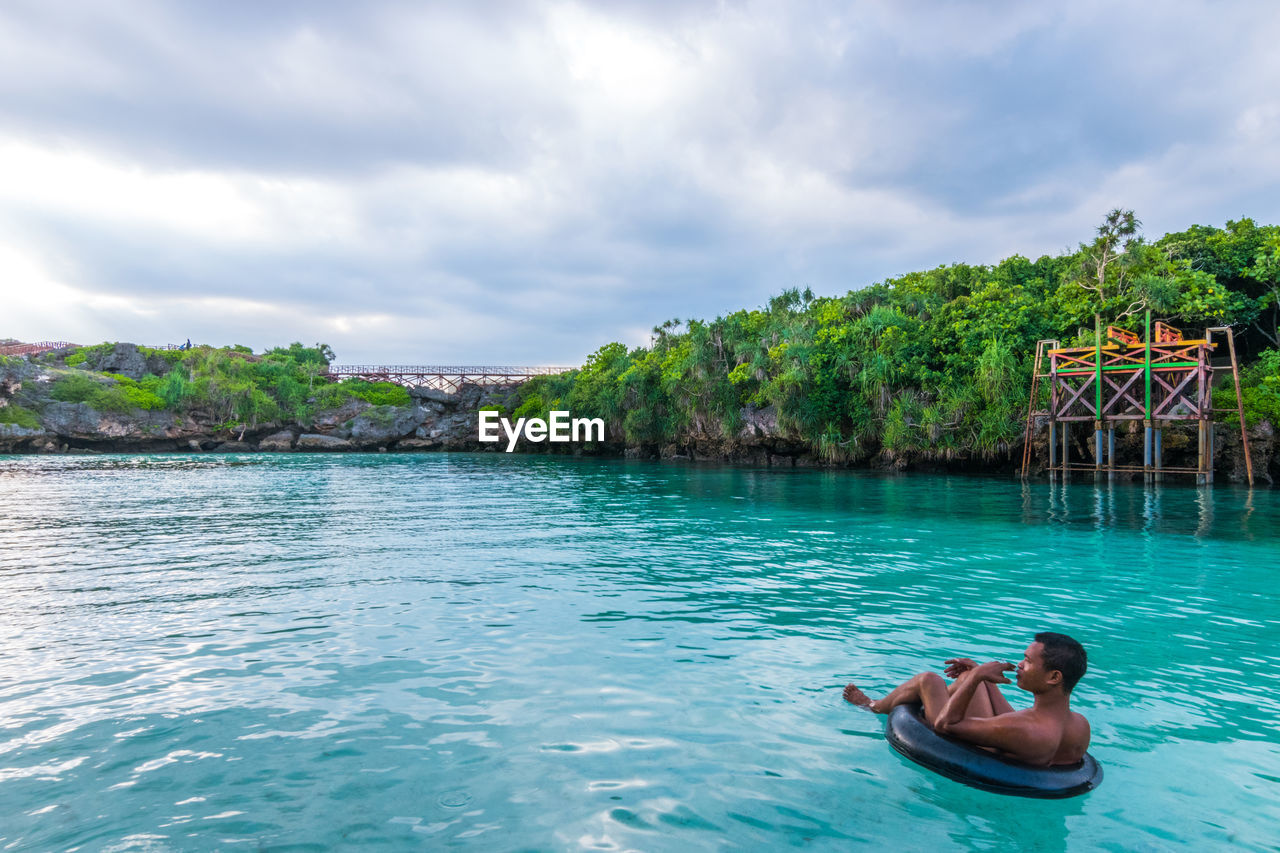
[0,340,77,357]
[326,365,574,392]
[0,341,183,356]
[3,339,574,392]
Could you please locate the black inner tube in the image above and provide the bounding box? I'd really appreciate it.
[884,703,1102,799]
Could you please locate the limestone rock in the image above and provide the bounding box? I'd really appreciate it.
[258,430,296,451]
[81,343,166,380]
[737,405,779,440]
[0,423,49,452]
[393,438,442,451]
[40,402,103,437]
[0,364,22,400]
[212,441,255,453]
[454,383,485,408]
[310,399,371,431]
[346,405,426,446]
[410,387,456,405]
[416,411,474,443]
[0,423,45,439]
[296,433,353,451]
[39,401,188,442]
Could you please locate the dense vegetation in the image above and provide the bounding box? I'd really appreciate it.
[39,341,409,432]
[9,211,1278,465]
[512,213,1280,462]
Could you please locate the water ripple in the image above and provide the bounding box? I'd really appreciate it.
[0,454,1277,850]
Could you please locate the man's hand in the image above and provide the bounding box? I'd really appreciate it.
[943,658,978,678]
[971,660,1015,684]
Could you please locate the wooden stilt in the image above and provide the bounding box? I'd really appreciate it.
[1207,420,1215,485]
[1154,426,1163,483]
[1049,420,1057,481]
[1094,420,1104,474]
[1143,420,1152,484]
[1062,422,1070,479]
[1197,419,1207,486]
[1107,428,1115,481]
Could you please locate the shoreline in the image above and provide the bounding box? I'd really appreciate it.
[3,344,1274,484]
[1,423,1271,486]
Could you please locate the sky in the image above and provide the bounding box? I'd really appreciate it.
[2,1,1278,366]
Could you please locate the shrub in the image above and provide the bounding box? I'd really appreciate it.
[1216,347,1280,427]
[316,379,411,409]
[137,346,187,367]
[65,343,115,368]
[314,383,354,410]
[353,381,411,407]
[0,405,40,429]
[50,372,166,412]
[50,373,103,404]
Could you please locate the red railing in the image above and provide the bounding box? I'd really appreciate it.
[326,365,574,392]
[0,340,78,357]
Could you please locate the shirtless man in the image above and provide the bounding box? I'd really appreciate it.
[843,632,1091,767]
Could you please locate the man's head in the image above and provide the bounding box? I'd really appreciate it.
[1015,632,1087,695]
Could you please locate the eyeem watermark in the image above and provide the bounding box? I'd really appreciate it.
[478,410,605,452]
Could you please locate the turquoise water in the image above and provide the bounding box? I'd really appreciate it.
[0,453,1277,851]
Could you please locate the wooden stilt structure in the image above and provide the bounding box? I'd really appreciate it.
[1020,314,1253,486]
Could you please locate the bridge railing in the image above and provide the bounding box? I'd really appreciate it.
[326,365,576,392]
[0,341,78,357]
[329,365,575,375]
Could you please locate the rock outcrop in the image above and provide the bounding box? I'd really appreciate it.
[81,343,172,380]
[258,430,296,451]
[0,355,530,455]
[296,433,354,451]
[39,402,201,444]
[346,405,426,447]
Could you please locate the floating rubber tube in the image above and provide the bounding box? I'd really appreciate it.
[885,704,1102,798]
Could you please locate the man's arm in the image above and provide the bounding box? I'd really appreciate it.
[934,661,1013,730]
[936,712,1056,765]
[944,658,1016,716]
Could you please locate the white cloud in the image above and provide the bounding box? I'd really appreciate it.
[0,137,364,249]
[0,1,1277,363]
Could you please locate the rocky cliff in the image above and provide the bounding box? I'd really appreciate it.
[0,350,525,455]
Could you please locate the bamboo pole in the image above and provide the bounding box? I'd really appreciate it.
[1227,332,1251,487]
[1207,327,1253,487]
[1144,311,1152,484]
[1108,428,1115,482]
[1094,315,1103,423]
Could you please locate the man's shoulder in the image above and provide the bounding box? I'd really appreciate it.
[1067,710,1091,741]
[1000,707,1076,745]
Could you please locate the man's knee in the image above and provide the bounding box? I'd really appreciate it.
[915,671,949,722]
[916,671,946,691]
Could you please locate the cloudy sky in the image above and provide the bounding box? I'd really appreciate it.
[2,1,1278,365]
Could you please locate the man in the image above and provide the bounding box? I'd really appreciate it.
[843,632,1091,767]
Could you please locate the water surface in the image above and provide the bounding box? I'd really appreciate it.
[0,453,1276,850]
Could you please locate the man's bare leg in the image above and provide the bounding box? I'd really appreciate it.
[844,672,950,724]
[946,675,995,718]
[983,681,1015,715]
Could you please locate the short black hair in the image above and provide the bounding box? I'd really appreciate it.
[1035,632,1087,693]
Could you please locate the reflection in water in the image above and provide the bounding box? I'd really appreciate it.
[0,453,1276,851]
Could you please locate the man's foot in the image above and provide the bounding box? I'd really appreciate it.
[843,683,878,711]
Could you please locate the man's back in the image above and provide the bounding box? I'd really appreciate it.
[1050,711,1090,765]
[987,705,1089,766]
